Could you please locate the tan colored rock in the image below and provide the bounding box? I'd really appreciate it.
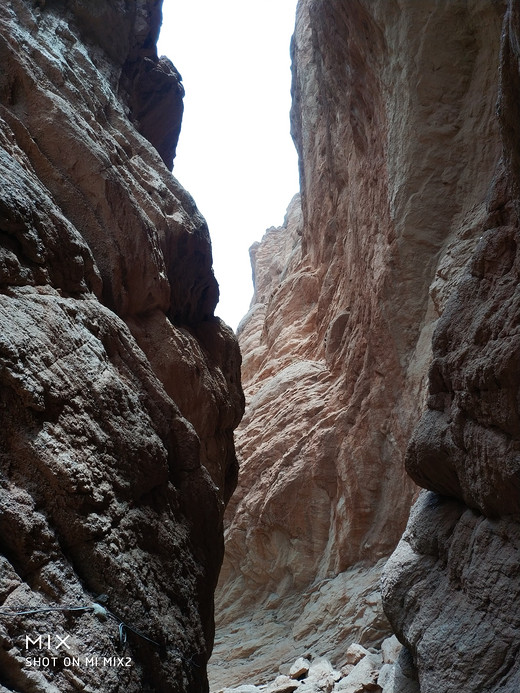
[210,647,401,693]
[212,0,504,688]
[345,645,370,667]
[382,3,520,691]
[0,1,243,691]
[305,659,340,689]
[334,653,381,693]
[380,637,401,666]
[267,675,300,693]
[290,657,311,680]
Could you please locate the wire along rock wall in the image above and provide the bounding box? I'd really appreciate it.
[0,1,243,692]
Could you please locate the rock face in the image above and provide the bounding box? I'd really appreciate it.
[382,2,520,691]
[0,2,243,692]
[211,0,507,689]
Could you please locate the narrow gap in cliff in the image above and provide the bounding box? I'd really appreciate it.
[158,1,299,330]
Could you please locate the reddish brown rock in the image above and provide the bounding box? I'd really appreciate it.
[211,0,506,688]
[382,3,520,691]
[124,54,185,171]
[0,1,243,692]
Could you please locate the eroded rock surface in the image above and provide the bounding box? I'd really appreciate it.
[0,1,243,692]
[382,3,520,691]
[212,0,506,688]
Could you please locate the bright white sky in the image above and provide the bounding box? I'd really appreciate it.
[158,1,299,330]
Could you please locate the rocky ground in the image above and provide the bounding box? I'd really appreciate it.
[213,636,418,693]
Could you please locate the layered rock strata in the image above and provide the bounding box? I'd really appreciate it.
[0,2,243,692]
[212,0,506,688]
[382,2,520,691]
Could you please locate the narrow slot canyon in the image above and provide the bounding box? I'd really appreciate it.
[0,2,519,693]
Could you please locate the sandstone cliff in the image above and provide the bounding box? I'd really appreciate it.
[382,2,520,691]
[0,2,243,692]
[212,0,507,689]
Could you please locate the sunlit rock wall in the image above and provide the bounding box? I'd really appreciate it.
[211,0,505,688]
[0,1,243,692]
[382,2,520,690]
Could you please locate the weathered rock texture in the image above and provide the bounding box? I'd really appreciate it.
[382,2,520,691]
[0,1,243,692]
[211,0,507,689]
[214,637,410,693]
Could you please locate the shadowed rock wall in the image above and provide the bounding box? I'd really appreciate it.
[382,2,520,691]
[211,0,506,688]
[0,1,243,692]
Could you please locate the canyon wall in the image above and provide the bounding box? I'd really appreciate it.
[382,1,520,691]
[0,2,243,692]
[212,0,507,689]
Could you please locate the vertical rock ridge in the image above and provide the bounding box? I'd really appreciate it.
[382,3,520,691]
[0,1,243,692]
